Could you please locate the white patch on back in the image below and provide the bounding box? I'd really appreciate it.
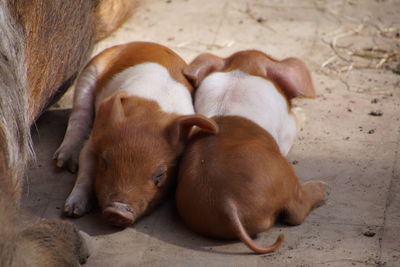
[195,71,297,155]
[96,63,194,115]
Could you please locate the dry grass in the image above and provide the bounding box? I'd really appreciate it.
[320,23,399,89]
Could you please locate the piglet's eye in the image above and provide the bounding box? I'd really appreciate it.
[152,165,167,187]
[153,173,165,186]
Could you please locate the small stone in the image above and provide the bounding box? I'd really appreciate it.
[368,129,375,134]
[368,111,383,116]
[393,63,400,75]
[363,231,376,237]
[257,17,265,23]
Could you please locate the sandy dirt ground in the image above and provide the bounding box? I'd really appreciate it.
[23,0,400,266]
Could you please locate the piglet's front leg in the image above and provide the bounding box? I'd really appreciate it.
[64,139,96,217]
[54,65,97,173]
[53,114,91,173]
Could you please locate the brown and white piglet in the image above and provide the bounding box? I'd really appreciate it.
[54,42,217,227]
[176,50,327,254]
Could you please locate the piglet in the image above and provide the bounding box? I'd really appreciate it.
[54,42,217,227]
[176,50,327,254]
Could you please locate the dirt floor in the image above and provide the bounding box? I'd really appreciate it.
[23,0,400,266]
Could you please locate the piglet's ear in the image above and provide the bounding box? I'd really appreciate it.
[266,57,316,99]
[95,91,128,128]
[168,114,218,148]
[184,53,225,87]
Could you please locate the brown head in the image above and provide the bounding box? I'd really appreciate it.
[91,91,218,227]
[184,50,316,100]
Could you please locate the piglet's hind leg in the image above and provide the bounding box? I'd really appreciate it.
[283,181,328,225]
[54,65,97,173]
[64,139,96,217]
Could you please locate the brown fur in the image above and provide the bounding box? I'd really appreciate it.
[93,95,183,216]
[11,0,137,122]
[15,219,90,267]
[92,92,217,226]
[176,116,326,254]
[0,187,90,267]
[0,0,134,264]
[0,1,30,207]
[13,0,96,122]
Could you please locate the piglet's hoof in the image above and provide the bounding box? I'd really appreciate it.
[63,195,93,218]
[103,202,135,227]
[320,181,331,198]
[53,144,80,173]
[313,181,330,208]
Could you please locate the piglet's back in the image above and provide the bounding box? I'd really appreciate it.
[176,116,295,239]
[91,41,193,95]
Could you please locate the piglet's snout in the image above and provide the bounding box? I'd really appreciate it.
[103,202,135,228]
